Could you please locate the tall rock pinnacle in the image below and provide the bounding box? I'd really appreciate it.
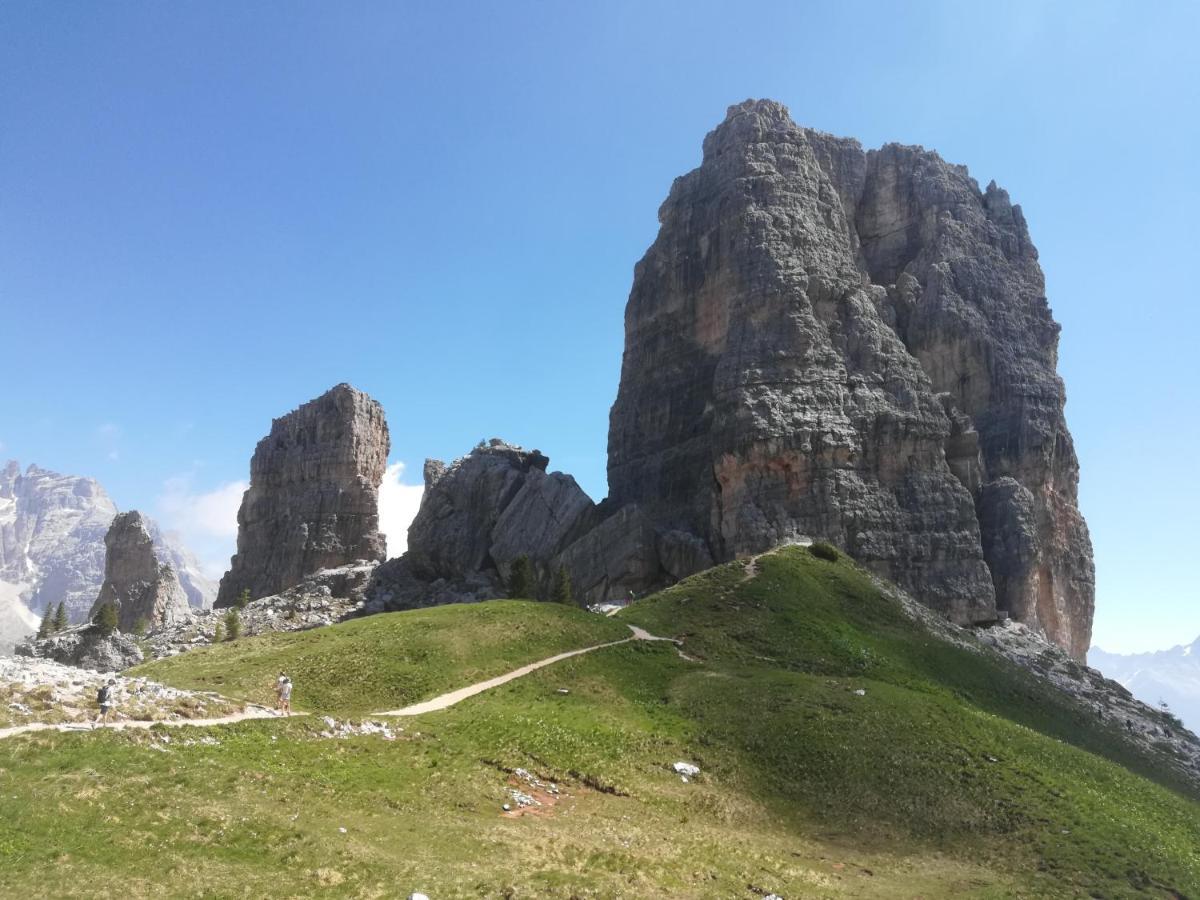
[90,511,191,632]
[215,383,390,608]
[607,100,1094,657]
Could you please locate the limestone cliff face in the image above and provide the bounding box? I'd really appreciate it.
[216,384,390,608]
[607,100,1094,656]
[90,511,190,632]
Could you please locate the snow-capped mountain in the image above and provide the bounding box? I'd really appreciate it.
[1089,637,1200,733]
[0,461,216,652]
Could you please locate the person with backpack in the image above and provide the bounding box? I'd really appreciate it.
[94,679,117,726]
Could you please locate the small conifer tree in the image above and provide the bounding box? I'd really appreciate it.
[223,608,241,641]
[507,555,534,599]
[131,617,149,637]
[235,588,251,610]
[95,602,119,637]
[551,566,573,605]
[212,620,225,643]
[37,606,53,639]
[52,601,68,633]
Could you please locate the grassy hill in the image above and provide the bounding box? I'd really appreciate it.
[1,548,1197,897]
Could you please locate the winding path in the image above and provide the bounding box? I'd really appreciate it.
[0,625,681,740]
[374,624,679,716]
[0,704,283,741]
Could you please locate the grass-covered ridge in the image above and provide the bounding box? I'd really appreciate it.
[130,600,630,714]
[2,548,1197,897]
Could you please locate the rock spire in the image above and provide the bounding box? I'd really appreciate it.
[215,384,390,608]
[90,511,191,632]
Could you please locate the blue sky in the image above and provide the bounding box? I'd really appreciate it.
[1,2,1196,653]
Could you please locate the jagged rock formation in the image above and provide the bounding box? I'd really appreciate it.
[606,100,1093,657]
[216,384,390,608]
[0,461,214,651]
[90,511,191,632]
[369,440,666,608]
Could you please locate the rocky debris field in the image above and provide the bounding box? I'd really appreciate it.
[0,655,242,729]
[316,716,400,740]
[978,619,1200,784]
[871,564,1200,786]
[146,563,375,659]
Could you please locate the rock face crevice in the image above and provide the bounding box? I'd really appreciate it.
[90,511,191,633]
[607,100,1094,656]
[216,384,390,608]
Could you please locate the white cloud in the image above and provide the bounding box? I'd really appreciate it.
[157,474,247,577]
[96,423,122,462]
[378,461,424,557]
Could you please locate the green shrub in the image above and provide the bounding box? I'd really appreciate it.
[551,566,574,605]
[235,589,251,610]
[507,555,534,599]
[223,609,241,641]
[808,541,839,562]
[94,603,119,637]
[36,606,53,640]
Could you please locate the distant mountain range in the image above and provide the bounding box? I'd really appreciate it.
[0,461,215,652]
[1089,637,1200,733]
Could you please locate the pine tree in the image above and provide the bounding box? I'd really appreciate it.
[551,566,573,605]
[507,555,534,599]
[52,602,68,633]
[95,602,119,637]
[36,606,53,639]
[223,609,241,641]
[235,589,251,610]
[212,620,225,643]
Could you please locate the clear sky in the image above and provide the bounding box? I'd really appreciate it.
[2,2,1196,653]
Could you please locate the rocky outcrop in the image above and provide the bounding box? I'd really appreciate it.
[606,100,1094,656]
[0,461,214,651]
[90,511,192,632]
[17,625,143,672]
[215,384,390,608]
[368,440,661,608]
[150,563,376,659]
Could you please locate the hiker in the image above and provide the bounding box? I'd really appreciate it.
[277,674,293,716]
[94,679,117,726]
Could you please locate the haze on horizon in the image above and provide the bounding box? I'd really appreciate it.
[1,1,1197,654]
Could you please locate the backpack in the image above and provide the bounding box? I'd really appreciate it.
[97,686,110,704]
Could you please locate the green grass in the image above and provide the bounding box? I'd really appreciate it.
[130,600,630,714]
[1,549,1198,897]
